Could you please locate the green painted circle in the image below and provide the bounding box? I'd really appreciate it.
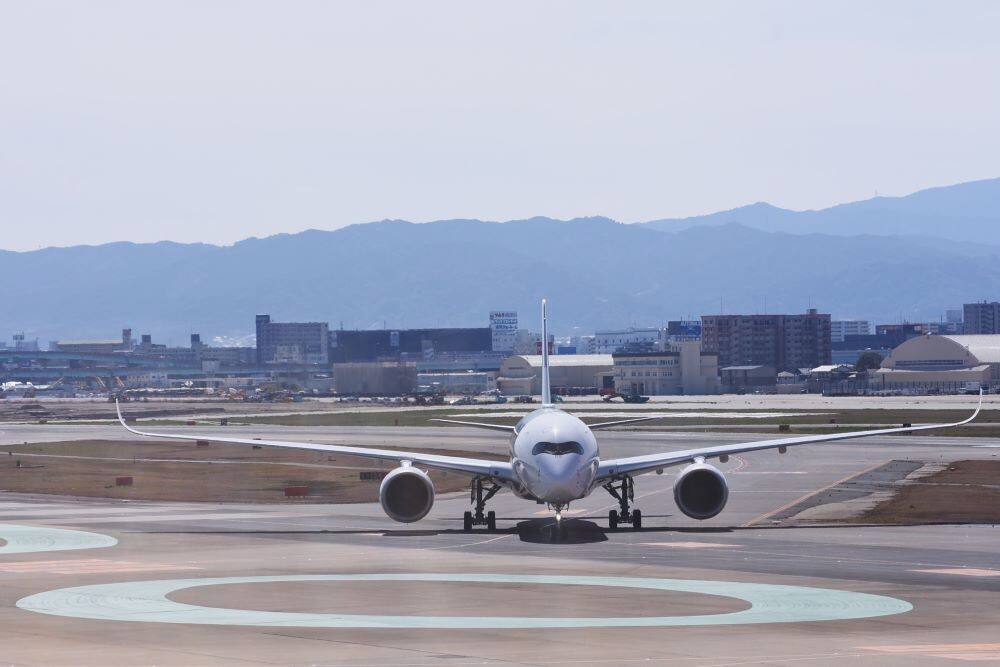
[0,524,117,554]
[16,574,912,628]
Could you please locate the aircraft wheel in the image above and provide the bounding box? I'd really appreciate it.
[608,510,618,530]
[487,510,496,531]
[463,511,473,532]
[632,509,642,530]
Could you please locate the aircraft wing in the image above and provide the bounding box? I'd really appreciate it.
[116,402,515,482]
[595,394,983,481]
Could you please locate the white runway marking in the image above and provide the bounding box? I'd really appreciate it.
[640,542,741,549]
[17,573,913,628]
[0,524,117,554]
[911,568,1000,577]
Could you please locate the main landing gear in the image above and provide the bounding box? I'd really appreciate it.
[603,476,642,530]
[463,477,500,532]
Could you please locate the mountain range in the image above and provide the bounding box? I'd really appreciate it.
[2,178,999,343]
[642,177,1000,246]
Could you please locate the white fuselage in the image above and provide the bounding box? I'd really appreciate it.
[509,407,600,504]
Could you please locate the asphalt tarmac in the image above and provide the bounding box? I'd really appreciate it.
[0,426,998,665]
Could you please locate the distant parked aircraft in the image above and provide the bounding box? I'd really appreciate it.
[119,301,982,532]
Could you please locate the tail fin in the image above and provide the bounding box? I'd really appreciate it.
[541,299,552,406]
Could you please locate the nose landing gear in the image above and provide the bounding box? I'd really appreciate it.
[551,503,565,525]
[549,503,567,540]
[603,476,642,530]
[463,477,500,532]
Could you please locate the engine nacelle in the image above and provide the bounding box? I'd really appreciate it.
[673,462,729,520]
[379,466,435,523]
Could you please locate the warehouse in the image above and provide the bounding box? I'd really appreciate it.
[333,361,417,395]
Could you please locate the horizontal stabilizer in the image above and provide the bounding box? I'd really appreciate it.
[587,415,664,430]
[428,418,515,433]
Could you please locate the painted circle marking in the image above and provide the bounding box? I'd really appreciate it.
[0,524,117,555]
[16,574,912,628]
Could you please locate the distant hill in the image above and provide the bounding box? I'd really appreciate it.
[3,216,999,342]
[642,177,1000,246]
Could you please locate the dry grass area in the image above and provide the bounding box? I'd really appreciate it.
[0,440,493,503]
[861,460,1000,524]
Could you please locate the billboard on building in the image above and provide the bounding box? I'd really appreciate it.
[490,311,518,352]
[668,320,702,338]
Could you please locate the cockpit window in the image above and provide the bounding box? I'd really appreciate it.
[531,441,584,456]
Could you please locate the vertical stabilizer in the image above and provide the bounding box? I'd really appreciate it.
[541,299,552,406]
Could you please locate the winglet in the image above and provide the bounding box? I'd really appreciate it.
[968,387,985,425]
[541,299,552,406]
[115,399,143,436]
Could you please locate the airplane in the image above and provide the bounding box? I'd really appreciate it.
[117,300,983,533]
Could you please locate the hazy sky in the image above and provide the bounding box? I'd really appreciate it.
[2,1,999,251]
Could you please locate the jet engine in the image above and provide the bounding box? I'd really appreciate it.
[379,466,435,523]
[673,462,729,520]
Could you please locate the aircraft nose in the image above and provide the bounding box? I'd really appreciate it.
[535,452,578,477]
[532,454,596,501]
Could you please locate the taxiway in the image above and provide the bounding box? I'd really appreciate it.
[0,428,997,665]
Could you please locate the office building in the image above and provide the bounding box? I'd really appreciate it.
[592,328,662,354]
[831,320,871,343]
[56,329,132,355]
[255,315,329,365]
[490,311,518,352]
[613,341,720,395]
[329,328,491,363]
[963,302,1000,335]
[701,310,831,373]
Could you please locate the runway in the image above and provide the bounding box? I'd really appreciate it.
[0,429,997,665]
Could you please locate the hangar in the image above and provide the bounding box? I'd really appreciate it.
[875,334,1000,390]
[497,355,614,396]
